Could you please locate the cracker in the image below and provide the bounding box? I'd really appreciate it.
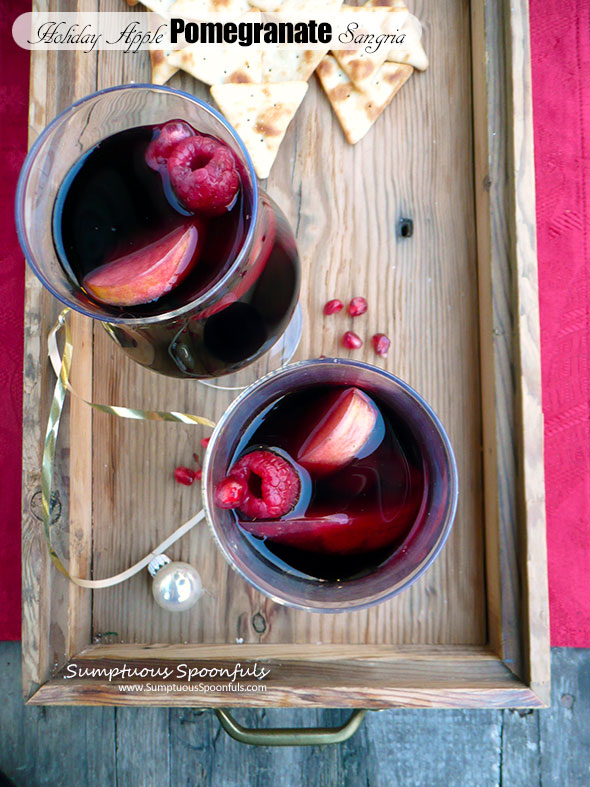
[169,0,251,14]
[150,49,179,85]
[210,81,308,178]
[168,44,262,84]
[387,13,428,70]
[364,0,428,70]
[316,53,412,144]
[332,6,409,91]
[261,48,329,83]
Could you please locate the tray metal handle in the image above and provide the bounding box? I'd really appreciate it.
[214,708,368,746]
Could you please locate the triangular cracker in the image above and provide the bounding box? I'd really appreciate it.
[316,54,412,144]
[137,0,176,11]
[387,13,428,70]
[150,49,179,85]
[169,0,251,14]
[364,0,407,9]
[210,81,308,178]
[332,7,409,91]
[364,0,428,70]
[168,44,262,84]
[261,48,329,83]
[274,0,343,11]
[248,0,284,8]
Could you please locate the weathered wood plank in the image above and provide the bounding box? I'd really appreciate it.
[90,0,486,650]
[537,649,590,786]
[115,707,171,787]
[20,0,548,708]
[2,645,588,786]
[505,0,550,707]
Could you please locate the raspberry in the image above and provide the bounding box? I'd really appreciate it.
[324,299,343,315]
[348,296,368,317]
[342,331,363,350]
[372,333,391,357]
[215,477,247,509]
[145,121,193,171]
[168,135,240,216]
[174,466,196,486]
[227,449,301,519]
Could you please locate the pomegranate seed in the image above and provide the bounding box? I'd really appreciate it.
[174,466,196,486]
[193,452,200,464]
[342,331,363,350]
[348,297,368,317]
[215,477,247,509]
[372,333,391,357]
[200,437,210,450]
[324,299,343,315]
[195,469,203,480]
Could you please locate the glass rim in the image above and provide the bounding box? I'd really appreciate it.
[15,82,260,326]
[201,357,459,613]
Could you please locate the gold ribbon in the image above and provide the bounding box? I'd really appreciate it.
[42,308,213,588]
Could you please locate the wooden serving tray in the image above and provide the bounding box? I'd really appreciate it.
[21,0,550,707]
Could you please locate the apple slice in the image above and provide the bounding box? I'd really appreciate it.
[239,499,421,555]
[297,388,380,474]
[83,223,203,307]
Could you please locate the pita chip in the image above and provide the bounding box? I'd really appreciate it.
[364,0,407,10]
[275,0,343,11]
[316,54,412,144]
[386,13,428,70]
[261,48,329,83]
[168,0,251,14]
[210,81,308,178]
[150,49,179,85]
[332,7,409,91]
[168,44,262,84]
[138,0,176,12]
[364,0,428,70]
[248,0,284,9]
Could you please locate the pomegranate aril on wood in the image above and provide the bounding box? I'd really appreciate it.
[342,331,363,349]
[348,296,368,317]
[323,299,343,315]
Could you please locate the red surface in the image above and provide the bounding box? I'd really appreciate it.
[0,0,28,642]
[531,0,590,647]
[0,0,589,644]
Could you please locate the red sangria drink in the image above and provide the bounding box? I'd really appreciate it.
[16,85,300,381]
[215,386,425,581]
[204,360,458,612]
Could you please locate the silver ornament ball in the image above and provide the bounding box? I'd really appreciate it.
[148,554,203,612]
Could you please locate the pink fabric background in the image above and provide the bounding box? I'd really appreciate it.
[530,0,590,647]
[0,0,588,644]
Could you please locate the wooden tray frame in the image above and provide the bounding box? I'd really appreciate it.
[21,0,550,708]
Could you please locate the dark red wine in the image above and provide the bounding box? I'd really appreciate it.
[52,122,299,378]
[226,385,427,581]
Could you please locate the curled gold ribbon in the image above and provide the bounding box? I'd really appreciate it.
[42,308,213,588]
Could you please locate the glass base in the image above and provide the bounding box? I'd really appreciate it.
[197,304,302,391]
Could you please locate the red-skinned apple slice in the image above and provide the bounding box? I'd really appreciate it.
[238,496,422,555]
[297,388,379,474]
[83,223,203,307]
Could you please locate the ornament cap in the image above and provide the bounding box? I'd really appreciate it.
[147,553,172,577]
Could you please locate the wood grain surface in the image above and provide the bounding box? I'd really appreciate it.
[88,0,485,648]
[20,0,549,707]
[3,645,587,787]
